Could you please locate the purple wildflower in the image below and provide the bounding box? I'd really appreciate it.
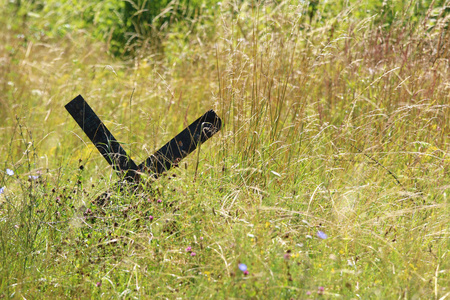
[0,187,4,195]
[238,263,247,272]
[186,246,192,252]
[318,286,324,295]
[306,291,312,295]
[149,215,154,221]
[284,253,290,260]
[157,199,162,203]
[191,252,196,256]
[317,230,328,239]
[243,270,249,275]
[6,169,14,176]
[96,281,102,287]
[29,175,39,180]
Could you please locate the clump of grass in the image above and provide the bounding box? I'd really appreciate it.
[0,0,449,298]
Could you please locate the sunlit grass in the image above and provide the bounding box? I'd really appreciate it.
[0,0,449,298]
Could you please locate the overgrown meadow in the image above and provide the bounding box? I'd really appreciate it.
[1,0,449,298]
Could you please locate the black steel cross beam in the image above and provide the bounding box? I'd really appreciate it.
[65,95,222,181]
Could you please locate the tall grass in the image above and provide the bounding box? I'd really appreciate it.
[0,0,449,298]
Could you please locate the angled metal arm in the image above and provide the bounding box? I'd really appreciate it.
[65,95,139,177]
[139,110,222,177]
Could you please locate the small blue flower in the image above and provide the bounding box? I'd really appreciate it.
[29,175,39,180]
[0,187,5,194]
[6,169,14,176]
[317,230,328,239]
[238,263,247,272]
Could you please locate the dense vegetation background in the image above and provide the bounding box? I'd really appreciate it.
[0,0,449,298]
